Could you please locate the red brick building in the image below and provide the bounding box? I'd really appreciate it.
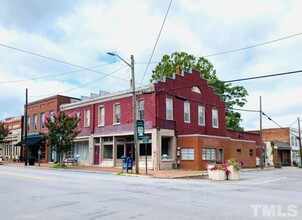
[255,128,301,166]
[16,95,80,163]
[61,69,257,170]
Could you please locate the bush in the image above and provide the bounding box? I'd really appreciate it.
[51,163,67,169]
[298,165,302,169]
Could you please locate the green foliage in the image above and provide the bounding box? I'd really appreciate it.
[51,163,67,169]
[0,122,9,143]
[151,52,248,131]
[227,158,243,171]
[43,112,80,163]
[298,165,302,169]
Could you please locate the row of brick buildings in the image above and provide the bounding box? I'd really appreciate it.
[1,68,299,169]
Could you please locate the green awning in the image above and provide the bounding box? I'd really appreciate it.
[15,136,42,147]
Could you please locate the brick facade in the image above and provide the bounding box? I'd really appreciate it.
[25,95,79,162]
[61,68,257,170]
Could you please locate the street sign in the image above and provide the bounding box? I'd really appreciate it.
[142,136,150,143]
[137,120,144,140]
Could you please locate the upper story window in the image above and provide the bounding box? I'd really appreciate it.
[184,102,190,123]
[26,116,30,131]
[84,109,90,127]
[114,104,121,124]
[98,106,105,126]
[33,114,37,131]
[212,109,219,128]
[291,135,298,147]
[40,112,45,129]
[166,98,173,120]
[138,99,144,120]
[198,106,205,126]
[192,86,201,94]
[49,111,55,122]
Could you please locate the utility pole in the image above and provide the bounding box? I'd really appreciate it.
[131,55,139,174]
[106,52,139,174]
[24,88,28,166]
[260,96,263,169]
[298,117,302,164]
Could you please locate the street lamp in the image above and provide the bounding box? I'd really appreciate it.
[107,52,139,174]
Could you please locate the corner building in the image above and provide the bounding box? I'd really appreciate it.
[61,69,257,170]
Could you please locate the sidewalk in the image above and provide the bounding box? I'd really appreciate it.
[0,161,207,179]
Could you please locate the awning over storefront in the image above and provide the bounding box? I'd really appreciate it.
[15,136,42,147]
[273,141,291,150]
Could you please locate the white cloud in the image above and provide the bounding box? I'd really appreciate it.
[0,0,301,131]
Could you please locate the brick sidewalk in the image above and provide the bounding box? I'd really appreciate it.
[0,161,206,179]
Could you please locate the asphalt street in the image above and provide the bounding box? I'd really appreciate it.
[0,166,301,220]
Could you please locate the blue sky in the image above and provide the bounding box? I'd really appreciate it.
[0,0,302,131]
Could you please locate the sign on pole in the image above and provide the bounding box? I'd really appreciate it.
[142,136,150,143]
[137,120,144,140]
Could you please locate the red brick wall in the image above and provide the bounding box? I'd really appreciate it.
[177,135,256,170]
[262,128,290,143]
[155,69,226,136]
[63,92,157,136]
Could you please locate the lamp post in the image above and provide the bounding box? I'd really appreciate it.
[107,52,139,174]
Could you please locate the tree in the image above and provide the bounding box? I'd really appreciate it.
[0,122,9,143]
[151,52,248,131]
[43,112,80,165]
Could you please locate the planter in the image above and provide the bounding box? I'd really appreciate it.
[207,164,215,179]
[227,165,240,180]
[211,170,227,181]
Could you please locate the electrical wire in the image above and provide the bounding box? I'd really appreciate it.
[228,107,259,113]
[223,70,302,83]
[0,43,130,82]
[29,65,128,98]
[202,32,302,58]
[164,69,302,93]
[0,62,119,84]
[140,0,172,85]
[262,112,300,139]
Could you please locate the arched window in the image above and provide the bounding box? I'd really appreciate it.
[192,86,201,94]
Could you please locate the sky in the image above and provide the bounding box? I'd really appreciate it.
[0,0,302,131]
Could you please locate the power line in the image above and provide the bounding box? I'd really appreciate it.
[165,69,302,92]
[140,0,172,85]
[29,65,128,98]
[136,31,302,65]
[223,70,302,83]
[262,112,300,139]
[228,107,259,113]
[0,62,118,84]
[202,32,302,58]
[0,43,130,82]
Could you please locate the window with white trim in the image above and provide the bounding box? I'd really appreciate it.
[84,109,90,127]
[40,112,45,129]
[184,102,190,123]
[212,109,219,128]
[166,98,173,120]
[114,104,121,124]
[49,111,54,122]
[33,114,37,131]
[98,106,105,126]
[202,148,216,160]
[26,116,30,131]
[138,99,144,120]
[181,148,194,160]
[198,106,205,126]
